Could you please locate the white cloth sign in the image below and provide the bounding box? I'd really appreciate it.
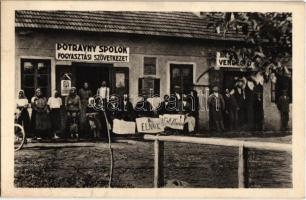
[160,114,186,130]
[112,119,136,134]
[136,117,164,133]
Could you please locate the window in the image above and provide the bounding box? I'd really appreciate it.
[21,59,51,100]
[143,57,156,76]
[170,64,193,94]
[138,77,160,97]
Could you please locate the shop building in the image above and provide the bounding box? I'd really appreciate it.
[15,11,291,131]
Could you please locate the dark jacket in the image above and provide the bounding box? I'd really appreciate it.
[134,100,154,118]
[208,93,225,112]
[157,101,175,115]
[277,95,290,113]
[118,100,135,121]
[224,94,239,112]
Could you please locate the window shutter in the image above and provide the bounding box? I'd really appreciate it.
[154,78,160,97]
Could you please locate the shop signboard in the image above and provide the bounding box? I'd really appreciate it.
[55,43,129,63]
[216,52,252,68]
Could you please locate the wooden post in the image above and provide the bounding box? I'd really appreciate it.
[154,139,164,188]
[238,145,246,188]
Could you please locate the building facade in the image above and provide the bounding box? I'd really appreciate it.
[15,11,291,131]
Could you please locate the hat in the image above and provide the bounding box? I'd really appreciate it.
[212,86,219,92]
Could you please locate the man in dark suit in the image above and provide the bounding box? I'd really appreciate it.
[224,88,239,131]
[134,94,154,118]
[277,90,290,131]
[119,94,135,121]
[208,86,225,132]
[157,95,174,115]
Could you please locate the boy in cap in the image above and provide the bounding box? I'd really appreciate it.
[208,86,225,132]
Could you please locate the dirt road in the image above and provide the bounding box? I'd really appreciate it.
[15,136,292,188]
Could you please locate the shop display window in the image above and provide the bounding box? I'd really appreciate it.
[21,59,51,100]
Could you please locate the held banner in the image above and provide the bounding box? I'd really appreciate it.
[55,43,129,63]
[160,114,186,130]
[112,119,136,134]
[135,114,186,133]
[136,117,164,133]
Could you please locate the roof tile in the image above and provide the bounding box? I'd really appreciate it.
[15,10,246,41]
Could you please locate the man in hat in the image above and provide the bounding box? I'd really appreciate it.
[234,78,247,128]
[277,90,290,131]
[97,81,110,110]
[224,88,239,131]
[208,86,225,132]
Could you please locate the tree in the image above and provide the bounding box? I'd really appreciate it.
[205,12,292,81]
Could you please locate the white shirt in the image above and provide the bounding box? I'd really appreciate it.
[16,98,28,107]
[48,97,62,109]
[97,87,109,100]
[175,93,181,100]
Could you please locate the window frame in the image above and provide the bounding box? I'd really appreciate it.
[21,58,51,100]
[143,56,157,77]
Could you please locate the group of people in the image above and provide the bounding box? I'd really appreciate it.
[16,88,64,140]
[208,76,290,132]
[15,77,290,139]
[15,81,200,140]
[208,76,264,132]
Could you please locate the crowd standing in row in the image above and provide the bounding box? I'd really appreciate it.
[208,76,290,132]
[15,81,200,140]
[16,77,290,140]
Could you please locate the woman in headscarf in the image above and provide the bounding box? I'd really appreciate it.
[16,90,30,136]
[85,97,101,139]
[65,87,81,139]
[47,90,62,139]
[31,88,51,139]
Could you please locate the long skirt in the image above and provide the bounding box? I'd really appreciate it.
[80,101,88,122]
[17,109,30,136]
[50,108,61,134]
[30,110,37,136]
[35,111,51,138]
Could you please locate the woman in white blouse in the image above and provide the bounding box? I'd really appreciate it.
[47,90,62,139]
[16,90,30,135]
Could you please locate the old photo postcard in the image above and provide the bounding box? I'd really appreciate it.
[1,1,305,198]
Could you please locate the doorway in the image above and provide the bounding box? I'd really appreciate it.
[75,64,111,95]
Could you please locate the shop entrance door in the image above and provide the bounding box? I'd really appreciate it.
[170,64,193,94]
[75,63,111,95]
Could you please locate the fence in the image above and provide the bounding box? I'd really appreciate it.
[144,134,292,188]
